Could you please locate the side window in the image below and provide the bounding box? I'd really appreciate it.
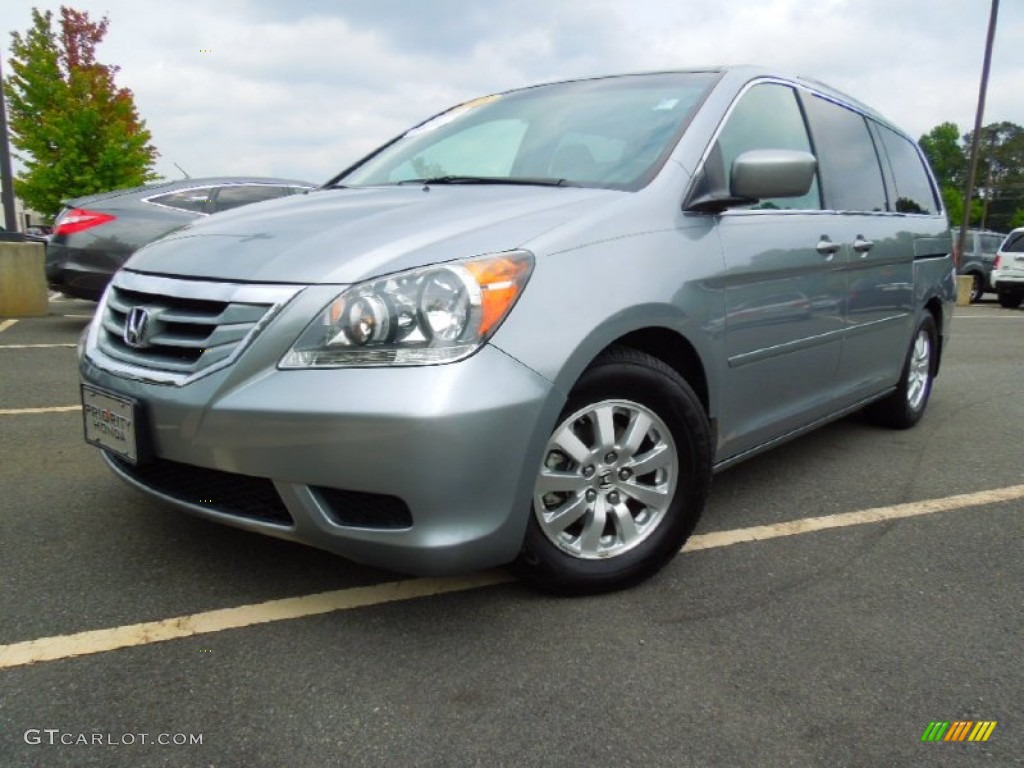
[213,185,290,213]
[147,187,215,214]
[875,124,939,214]
[714,83,820,210]
[803,95,887,212]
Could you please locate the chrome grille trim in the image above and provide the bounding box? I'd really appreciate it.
[84,270,303,386]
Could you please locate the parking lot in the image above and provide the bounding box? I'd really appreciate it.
[1,296,1022,767]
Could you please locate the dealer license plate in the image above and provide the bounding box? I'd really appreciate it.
[82,385,140,464]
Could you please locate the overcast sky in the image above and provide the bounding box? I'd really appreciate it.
[2,0,1022,184]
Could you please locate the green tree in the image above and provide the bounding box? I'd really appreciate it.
[942,185,982,228]
[965,121,1024,193]
[1010,208,1024,230]
[963,121,1024,232]
[4,7,158,218]
[919,122,966,191]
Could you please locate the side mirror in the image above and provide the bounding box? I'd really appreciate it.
[731,149,817,200]
[686,149,817,213]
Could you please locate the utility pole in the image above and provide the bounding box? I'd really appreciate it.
[958,0,999,258]
[0,48,19,232]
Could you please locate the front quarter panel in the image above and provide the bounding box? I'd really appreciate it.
[490,209,724,412]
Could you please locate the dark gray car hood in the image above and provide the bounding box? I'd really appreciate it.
[125,184,622,284]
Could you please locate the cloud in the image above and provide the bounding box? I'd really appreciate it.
[1,0,1021,184]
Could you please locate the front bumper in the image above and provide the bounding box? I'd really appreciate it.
[80,340,562,576]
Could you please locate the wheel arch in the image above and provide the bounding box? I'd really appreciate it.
[924,296,945,375]
[607,327,710,414]
[568,325,717,447]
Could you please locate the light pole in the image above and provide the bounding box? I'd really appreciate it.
[0,48,18,232]
[958,0,999,257]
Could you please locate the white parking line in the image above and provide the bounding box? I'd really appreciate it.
[1,483,1021,670]
[0,405,80,416]
[0,319,19,334]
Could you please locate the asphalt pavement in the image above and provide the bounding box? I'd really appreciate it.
[0,295,1021,767]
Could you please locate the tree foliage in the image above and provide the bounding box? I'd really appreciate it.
[920,122,967,192]
[965,121,1024,196]
[4,7,159,218]
[920,120,1024,232]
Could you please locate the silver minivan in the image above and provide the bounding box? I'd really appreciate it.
[79,67,955,593]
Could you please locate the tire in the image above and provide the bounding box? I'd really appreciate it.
[514,346,712,595]
[864,314,937,429]
[997,290,1022,309]
[969,273,984,303]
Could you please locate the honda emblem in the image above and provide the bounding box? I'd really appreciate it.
[123,307,153,349]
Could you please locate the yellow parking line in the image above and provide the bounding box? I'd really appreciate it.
[0,319,19,334]
[0,405,81,416]
[1,483,1022,670]
[682,484,1024,551]
[0,343,77,349]
[0,573,513,669]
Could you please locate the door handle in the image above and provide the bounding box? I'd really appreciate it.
[817,237,841,257]
[853,236,874,254]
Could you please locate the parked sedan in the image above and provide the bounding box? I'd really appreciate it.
[46,177,314,300]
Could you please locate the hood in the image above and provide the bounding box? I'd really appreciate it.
[124,184,622,285]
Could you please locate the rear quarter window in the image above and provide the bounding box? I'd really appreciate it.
[213,185,291,212]
[147,188,215,213]
[1003,232,1024,252]
[875,125,940,215]
[982,234,1003,253]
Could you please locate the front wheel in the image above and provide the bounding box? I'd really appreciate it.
[864,314,937,429]
[514,347,712,595]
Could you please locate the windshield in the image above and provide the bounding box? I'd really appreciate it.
[338,72,718,191]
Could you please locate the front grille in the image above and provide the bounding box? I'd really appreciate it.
[312,486,413,529]
[98,284,274,376]
[110,456,293,525]
[90,272,301,383]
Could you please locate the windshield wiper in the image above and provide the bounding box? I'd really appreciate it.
[399,176,574,187]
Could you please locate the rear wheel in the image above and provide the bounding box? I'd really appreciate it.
[864,314,936,429]
[997,289,1022,309]
[514,347,712,595]
[969,273,984,303]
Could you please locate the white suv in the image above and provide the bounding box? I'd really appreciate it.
[993,228,1024,308]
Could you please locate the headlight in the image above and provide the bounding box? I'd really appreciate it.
[280,250,534,368]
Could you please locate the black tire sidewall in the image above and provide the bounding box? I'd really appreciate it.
[897,315,938,425]
[970,273,983,303]
[516,350,712,594]
[997,290,1022,309]
[864,313,937,429]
